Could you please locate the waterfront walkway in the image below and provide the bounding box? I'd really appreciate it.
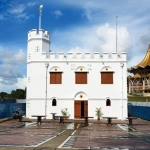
[0,118,150,149]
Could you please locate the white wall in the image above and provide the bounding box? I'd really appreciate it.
[26,29,127,120]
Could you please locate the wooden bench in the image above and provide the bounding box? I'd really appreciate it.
[126,117,137,126]
[103,117,117,125]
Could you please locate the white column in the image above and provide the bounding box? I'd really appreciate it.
[129,81,131,94]
[143,80,145,96]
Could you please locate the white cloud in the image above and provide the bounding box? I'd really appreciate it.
[0,48,26,88]
[127,52,145,69]
[2,2,35,21]
[69,46,90,53]
[7,4,25,15]
[83,7,92,20]
[96,23,132,58]
[82,1,100,21]
[2,49,26,65]
[0,64,23,79]
[52,23,132,56]
[14,49,26,64]
[27,2,37,7]
[53,10,63,16]
[15,77,27,90]
[0,77,27,93]
[15,13,27,19]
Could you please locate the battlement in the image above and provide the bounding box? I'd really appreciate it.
[49,52,127,60]
[28,29,50,41]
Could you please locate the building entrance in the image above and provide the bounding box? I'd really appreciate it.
[74,100,88,118]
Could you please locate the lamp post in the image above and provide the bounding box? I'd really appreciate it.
[38,5,43,30]
[120,63,124,120]
[45,63,49,119]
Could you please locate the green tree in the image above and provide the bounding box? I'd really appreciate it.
[0,88,26,99]
[0,92,8,98]
[11,90,17,99]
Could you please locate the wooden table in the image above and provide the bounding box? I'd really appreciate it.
[80,116,94,127]
[32,115,45,125]
[54,116,67,124]
[103,117,117,125]
[50,113,57,120]
[126,117,137,126]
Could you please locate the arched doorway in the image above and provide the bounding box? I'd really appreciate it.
[74,92,88,118]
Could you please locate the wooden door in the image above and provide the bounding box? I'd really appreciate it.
[74,100,88,118]
[74,101,81,118]
[84,101,88,117]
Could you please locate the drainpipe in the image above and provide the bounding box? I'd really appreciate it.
[45,63,49,119]
[120,63,124,120]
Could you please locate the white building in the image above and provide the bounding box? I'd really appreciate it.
[26,29,127,120]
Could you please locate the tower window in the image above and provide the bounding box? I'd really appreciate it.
[52,99,57,106]
[106,99,111,106]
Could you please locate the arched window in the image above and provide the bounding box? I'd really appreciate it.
[52,99,57,106]
[106,99,111,106]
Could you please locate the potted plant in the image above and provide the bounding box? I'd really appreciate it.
[95,108,103,120]
[61,108,68,120]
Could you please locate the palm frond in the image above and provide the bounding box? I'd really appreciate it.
[95,107,103,117]
[61,108,68,116]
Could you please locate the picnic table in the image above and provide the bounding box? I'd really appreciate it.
[103,117,117,125]
[50,113,57,120]
[54,116,68,124]
[32,115,45,125]
[126,117,137,126]
[80,116,94,127]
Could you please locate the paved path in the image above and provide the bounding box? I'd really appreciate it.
[0,118,150,149]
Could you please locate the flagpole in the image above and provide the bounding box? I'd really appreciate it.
[116,16,118,52]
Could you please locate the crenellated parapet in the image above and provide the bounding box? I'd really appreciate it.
[49,52,127,60]
[28,29,50,41]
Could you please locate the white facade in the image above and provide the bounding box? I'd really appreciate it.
[26,29,128,120]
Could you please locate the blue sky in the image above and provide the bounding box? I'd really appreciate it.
[0,0,150,93]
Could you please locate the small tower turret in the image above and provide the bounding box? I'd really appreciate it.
[27,29,50,62]
[27,4,50,62]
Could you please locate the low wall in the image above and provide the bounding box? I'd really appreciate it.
[0,103,26,119]
[128,105,150,121]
